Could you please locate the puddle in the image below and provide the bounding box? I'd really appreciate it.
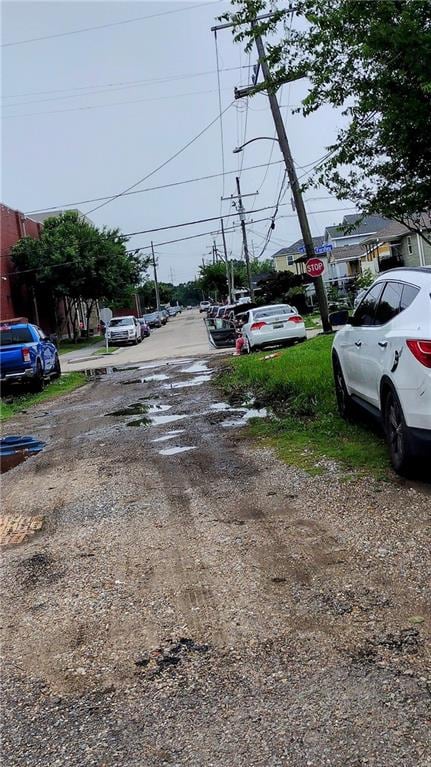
[210,402,245,412]
[152,430,186,443]
[106,403,149,417]
[127,417,151,427]
[84,367,113,379]
[141,374,170,382]
[150,414,189,426]
[148,404,171,413]
[180,361,210,374]
[165,375,212,389]
[221,407,268,427]
[1,435,46,474]
[158,446,197,456]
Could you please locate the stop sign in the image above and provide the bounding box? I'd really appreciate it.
[305,257,325,278]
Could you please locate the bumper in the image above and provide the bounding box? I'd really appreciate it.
[249,324,306,347]
[1,368,35,383]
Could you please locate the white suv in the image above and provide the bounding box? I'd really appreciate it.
[106,316,141,346]
[332,267,431,474]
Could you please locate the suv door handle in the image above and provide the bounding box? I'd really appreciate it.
[355,341,362,347]
[378,340,388,348]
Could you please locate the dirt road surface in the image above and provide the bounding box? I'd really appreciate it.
[63,310,222,372]
[1,354,430,766]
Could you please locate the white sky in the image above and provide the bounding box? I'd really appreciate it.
[2,1,352,283]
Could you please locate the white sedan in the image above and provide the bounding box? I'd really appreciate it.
[240,304,306,352]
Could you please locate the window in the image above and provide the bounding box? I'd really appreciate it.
[0,327,33,345]
[353,283,384,326]
[254,306,293,320]
[407,236,413,255]
[400,283,419,311]
[286,255,294,266]
[374,281,403,325]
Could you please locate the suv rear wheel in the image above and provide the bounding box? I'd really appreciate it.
[384,388,414,475]
[333,354,354,419]
[30,360,45,392]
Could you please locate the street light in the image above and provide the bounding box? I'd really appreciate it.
[233,136,279,154]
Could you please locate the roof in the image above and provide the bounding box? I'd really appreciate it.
[272,236,324,258]
[325,214,391,239]
[371,214,431,243]
[329,243,365,262]
[30,209,94,225]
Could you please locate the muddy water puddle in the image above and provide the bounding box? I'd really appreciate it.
[164,374,212,389]
[180,361,210,374]
[158,446,197,456]
[152,430,186,443]
[1,436,46,474]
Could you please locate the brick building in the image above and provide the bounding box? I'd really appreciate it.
[0,202,42,321]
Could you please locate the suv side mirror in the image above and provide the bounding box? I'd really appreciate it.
[329,308,350,326]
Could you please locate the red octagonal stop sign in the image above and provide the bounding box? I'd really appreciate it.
[305,257,325,278]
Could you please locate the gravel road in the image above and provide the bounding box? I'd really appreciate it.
[1,356,430,766]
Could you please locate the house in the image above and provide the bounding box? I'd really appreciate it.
[359,216,431,273]
[0,203,42,322]
[272,236,325,274]
[30,208,94,225]
[324,214,391,249]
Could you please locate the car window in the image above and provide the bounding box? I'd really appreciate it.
[254,306,293,320]
[37,327,47,340]
[374,281,404,325]
[110,318,132,326]
[352,283,385,326]
[400,283,420,311]
[0,326,33,345]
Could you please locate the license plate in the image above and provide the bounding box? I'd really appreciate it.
[273,322,284,328]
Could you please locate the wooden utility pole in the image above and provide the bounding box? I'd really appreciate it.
[253,28,330,331]
[220,217,233,302]
[151,241,161,312]
[236,176,254,301]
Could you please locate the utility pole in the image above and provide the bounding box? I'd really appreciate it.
[151,241,161,312]
[236,176,254,301]
[252,28,330,331]
[220,217,233,302]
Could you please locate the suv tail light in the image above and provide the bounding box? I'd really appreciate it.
[250,321,267,331]
[406,339,431,368]
[288,315,303,324]
[22,348,31,363]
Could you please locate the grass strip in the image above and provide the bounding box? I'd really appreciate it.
[216,335,388,477]
[0,372,87,422]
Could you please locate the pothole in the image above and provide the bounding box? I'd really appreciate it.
[1,435,46,474]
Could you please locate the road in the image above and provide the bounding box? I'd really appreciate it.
[1,341,430,765]
[63,310,222,372]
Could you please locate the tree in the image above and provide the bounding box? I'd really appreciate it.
[11,211,146,338]
[222,0,431,239]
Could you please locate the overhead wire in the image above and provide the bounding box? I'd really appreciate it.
[84,100,235,215]
[23,160,285,215]
[214,29,226,210]
[1,1,221,48]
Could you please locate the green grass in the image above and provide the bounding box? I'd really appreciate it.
[0,372,87,422]
[92,345,119,355]
[217,335,389,477]
[58,337,102,355]
[303,312,322,330]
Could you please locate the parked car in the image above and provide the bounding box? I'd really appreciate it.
[241,304,306,352]
[332,267,431,474]
[142,312,162,329]
[158,310,168,325]
[106,316,141,346]
[200,301,211,313]
[138,319,151,338]
[0,320,61,391]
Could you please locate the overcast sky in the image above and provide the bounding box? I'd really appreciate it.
[2,1,352,283]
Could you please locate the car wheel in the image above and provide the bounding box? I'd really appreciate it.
[30,360,45,392]
[51,354,61,379]
[333,355,354,419]
[384,388,414,475]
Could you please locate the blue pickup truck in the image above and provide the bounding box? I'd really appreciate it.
[0,320,61,391]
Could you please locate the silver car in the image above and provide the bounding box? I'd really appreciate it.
[241,304,306,352]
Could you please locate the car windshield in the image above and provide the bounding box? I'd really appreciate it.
[254,306,293,319]
[109,318,132,327]
[0,327,33,345]
[143,314,155,320]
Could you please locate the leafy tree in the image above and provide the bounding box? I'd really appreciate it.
[355,268,375,291]
[222,0,431,240]
[11,211,146,338]
[172,281,202,306]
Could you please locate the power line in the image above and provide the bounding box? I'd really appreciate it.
[23,160,285,214]
[84,100,235,215]
[214,30,226,208]
[2,65,251,104]
[1,87,232,120]
[1,1,220,48]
